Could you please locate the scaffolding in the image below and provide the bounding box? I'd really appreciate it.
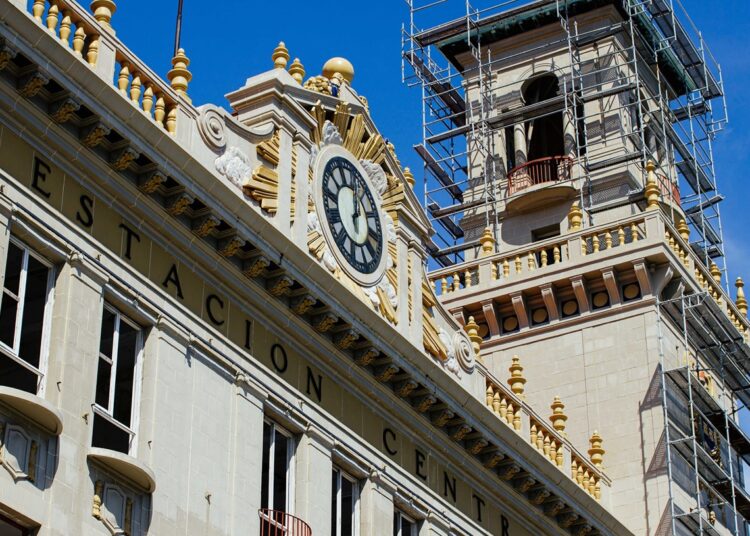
[658,291,750,535]
[401,0,729,275]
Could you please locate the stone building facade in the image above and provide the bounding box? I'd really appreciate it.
[0,1,635,535]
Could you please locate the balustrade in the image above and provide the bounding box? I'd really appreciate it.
[482,359,606,500]
[26,0,185,136]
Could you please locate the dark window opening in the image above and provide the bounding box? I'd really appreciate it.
[0,513,32,536]
[523,74,564,161]
[260,419,293,529]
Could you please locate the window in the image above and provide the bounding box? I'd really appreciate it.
[332,468,359,536]
[0,239,54,394]
[260,420,294,519]
[92,304,143,455]
[393,510,418,536]
[0,512,32,535]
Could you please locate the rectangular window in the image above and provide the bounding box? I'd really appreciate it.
[0,513,31,536]
[260,420,294,526]
[0,239,54,394]
[332,468,359,536]
[393,510,417,536]
[92,304,143,455]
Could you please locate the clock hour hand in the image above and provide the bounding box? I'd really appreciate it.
[352,178,361,222]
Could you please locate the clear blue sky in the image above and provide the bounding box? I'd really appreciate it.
[113,0,749,278]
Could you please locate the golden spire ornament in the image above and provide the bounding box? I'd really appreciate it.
[288,58,305,84]
[567,201,583,231]
[272,42,289,70]
[167,48,192,103]
[644,160,660,210]
[736,277,747,316]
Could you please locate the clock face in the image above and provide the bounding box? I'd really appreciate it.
[321,156,384,275]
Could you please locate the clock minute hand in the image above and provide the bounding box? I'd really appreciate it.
[353,178,361,222]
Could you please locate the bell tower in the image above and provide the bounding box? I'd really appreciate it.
[404,1,749,535]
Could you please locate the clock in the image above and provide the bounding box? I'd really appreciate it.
[313,145,388,286]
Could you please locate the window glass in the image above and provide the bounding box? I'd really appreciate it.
[92,305,142,454]
[393,511,416,536]
[0,513,29,535]
[113,320,138,425]
[273,431,289,511]
[261,421,271,510]
[341,475,354,536]
[0,241,53,394]
[18,254,49,368]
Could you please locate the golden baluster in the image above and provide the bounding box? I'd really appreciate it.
[33,0,45,22]
[513,408,521,431]
[543,434,551,458]
[502,259,510,278]
[571,459,578,480]
[142,84,154,116]
[553,245,561,263]
[527,251,535,270]
[536,428,544,451]
[577,465,585,485]
[86,34,99,67]
[46,1,59,33]
[549,441,557,464]
[440,277,447,294]
[530,422,538,446]
[556,445,564,467]
[617,226,625,246]
[117,61,130,95]
[59,10,72,43]
[464,269,471,288]
[631,222,639,242]
[605,230,613,250]
[581,237,588,256]
[154,93,166,126]
[595,480,601,500]
[129,72,142,104]
[166,105,177,135]
[588,474,596,496]
[492,391,501,415]
[485,384,494,408]
[498,396,507,421]
[491,262,498,280]
[514,256,521,274]
[90,0,116,29]
[541,249,548,267]
[592,234,600,253]
[505,402,513,425]
[72,25,85,56]
[452,273,460,291]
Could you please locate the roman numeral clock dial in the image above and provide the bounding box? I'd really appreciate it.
[319,154,385,284]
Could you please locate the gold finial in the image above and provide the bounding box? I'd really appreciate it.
[403,167,415,188]
[167,48,192,103]
[507,356,526,398]
[644,160,660,210]
[272,42,289,69]
[288,58,305,84]
[479,227,495,257]
[322,57,354,84]
[676,218,690,241]
[736,277,747,316]
[710,262,722,285]
[90,0,116,30]
[550,396,568,434]
[588,431,605,468]
[464,316,482,357]
[567,201,583,231]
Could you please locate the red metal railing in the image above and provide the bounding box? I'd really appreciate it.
[506,155,573,195]
[259,509,312,536]
[657,173,681,207]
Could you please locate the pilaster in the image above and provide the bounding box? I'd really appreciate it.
[294,426,334,535]
[276,127,294,236]
[360,471,395,536]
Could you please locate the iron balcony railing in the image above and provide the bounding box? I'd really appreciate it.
[506,155,573,196]
[259,509,312,536]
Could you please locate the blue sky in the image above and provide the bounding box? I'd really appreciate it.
[113,0,748,278]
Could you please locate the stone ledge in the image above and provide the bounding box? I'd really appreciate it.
[87,447,156,493]
[0,386,63,435]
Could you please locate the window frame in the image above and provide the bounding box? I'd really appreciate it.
[261,419,296,514]
[393,510,418,536]
[92,303,144,455]
[332,466,360,536]
[0,237,55,395]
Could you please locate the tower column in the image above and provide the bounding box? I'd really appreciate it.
[513,122,527,167]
